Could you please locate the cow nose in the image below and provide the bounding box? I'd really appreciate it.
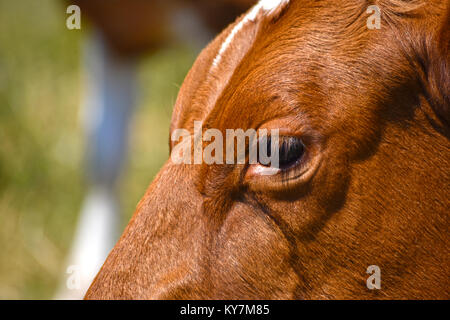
[85,161,206,299]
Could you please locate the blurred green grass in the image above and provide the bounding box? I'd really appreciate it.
[0,0,195,299]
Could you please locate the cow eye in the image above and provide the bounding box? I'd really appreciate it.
[259,136,305,169]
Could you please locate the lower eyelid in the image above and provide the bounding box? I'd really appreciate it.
[247,165,280,177]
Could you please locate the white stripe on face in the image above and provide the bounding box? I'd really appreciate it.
[211,0,290,69]
[180,0,290,123]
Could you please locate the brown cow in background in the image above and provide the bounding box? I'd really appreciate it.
[73,0,256,55]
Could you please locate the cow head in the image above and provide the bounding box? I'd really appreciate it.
[86,0,449,299]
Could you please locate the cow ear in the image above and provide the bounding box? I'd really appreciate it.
[419,4,449,129]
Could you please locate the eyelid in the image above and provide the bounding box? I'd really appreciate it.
[258,135,305,169]
[244,133,322,193]
[248,165,280,176]
[249,135,305,177]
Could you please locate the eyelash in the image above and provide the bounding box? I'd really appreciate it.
[258,136,305,170]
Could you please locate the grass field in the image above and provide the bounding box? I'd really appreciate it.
[0,0,196,299]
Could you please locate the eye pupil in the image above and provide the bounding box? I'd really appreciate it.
[279,137,304,168]
[280,137,304,167]
[260,136,305,169]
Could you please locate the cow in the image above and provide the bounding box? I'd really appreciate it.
[85,0,449,299]
[57,0,254,300]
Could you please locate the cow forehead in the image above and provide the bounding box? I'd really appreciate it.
[171,0,291,132]
[211,0,290,69]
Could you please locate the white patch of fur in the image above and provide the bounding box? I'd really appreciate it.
[211,0,289,68]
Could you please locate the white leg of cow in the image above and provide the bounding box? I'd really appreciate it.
[55,31,137,299]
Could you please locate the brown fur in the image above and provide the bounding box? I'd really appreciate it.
[86,0,449,299]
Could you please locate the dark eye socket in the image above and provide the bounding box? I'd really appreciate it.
[260,136,305,169]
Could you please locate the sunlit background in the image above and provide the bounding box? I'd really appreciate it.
[0,0,197,299]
